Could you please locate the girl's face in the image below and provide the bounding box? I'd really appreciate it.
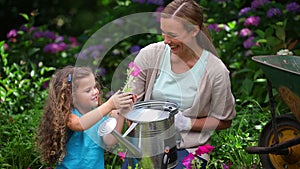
[73,73,99,114]
[160,17,198,56]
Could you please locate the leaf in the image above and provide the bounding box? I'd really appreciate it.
[266,36,281,47]
[275,27,285,41]
[19,13,29,21]
[255,29,265,38]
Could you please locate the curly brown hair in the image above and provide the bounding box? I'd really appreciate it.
[35,65,103,165]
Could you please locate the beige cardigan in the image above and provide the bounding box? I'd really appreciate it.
[130,41,236,148]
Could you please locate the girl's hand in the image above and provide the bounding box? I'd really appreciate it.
[109,90,134,109]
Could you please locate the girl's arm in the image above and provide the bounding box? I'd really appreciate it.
[68,91,133,131]
[103,110,125,146]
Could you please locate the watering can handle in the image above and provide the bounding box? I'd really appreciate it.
[161,146,170,169]
[122,122,138,137]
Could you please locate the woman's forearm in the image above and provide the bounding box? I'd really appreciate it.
[191,117,232,131]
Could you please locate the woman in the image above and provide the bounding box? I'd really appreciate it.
[127,0,236,168]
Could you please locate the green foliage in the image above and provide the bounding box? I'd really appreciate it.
[0,105,43,169]
[5,13,79,69]
[209,101,267,168]
[203,0,299,103]
[0,41,54,114]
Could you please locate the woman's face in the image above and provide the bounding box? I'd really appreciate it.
[160,17,197,56]
[73,73,99,114]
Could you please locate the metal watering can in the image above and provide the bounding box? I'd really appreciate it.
[98,100,179,169]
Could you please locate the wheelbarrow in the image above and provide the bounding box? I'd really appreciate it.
[246,55,300,168]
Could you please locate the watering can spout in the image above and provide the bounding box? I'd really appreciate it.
[111,129,143,158]
[98,117,143,158]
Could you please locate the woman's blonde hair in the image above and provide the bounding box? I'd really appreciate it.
[161,0,219,56]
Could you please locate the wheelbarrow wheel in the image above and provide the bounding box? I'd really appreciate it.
[258,114,300,169]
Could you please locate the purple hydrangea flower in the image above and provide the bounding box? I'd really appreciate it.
[286,2,300,13]
[267,8,281,18]
[113,19,124,26]
[243,36,258,49]
[90,50,101,59]
[251,0,270,9]
[19,24,28,32]
[147,0,164,5]
[239,7,251,16]
[130,45,141,53]
[154,6,164,22]
[32,31,43,38]
[43,42,67,54]
[239,28,252,37]
[7,29,17,38]
[33,30,56,40]
[244,16,260,26]
[55,36,64,43]
[43,31,56,40]
[68,36,80,47]
[208,23,221,32]
[95,67,107,76]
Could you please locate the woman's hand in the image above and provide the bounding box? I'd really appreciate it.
[67,113,84,131]
[174,111,192,132]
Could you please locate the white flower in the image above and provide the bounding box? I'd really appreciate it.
[276,49,293,56]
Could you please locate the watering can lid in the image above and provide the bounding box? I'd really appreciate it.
[124,108,170,122]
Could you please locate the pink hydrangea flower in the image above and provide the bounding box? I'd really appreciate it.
[244,16,261,27]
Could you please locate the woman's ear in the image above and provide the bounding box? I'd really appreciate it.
[193,26,200,37]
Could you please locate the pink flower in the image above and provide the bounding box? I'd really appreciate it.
[223,161,233,169]
[182,153,194,169]
[118,151,126,161]
[122,62,141,92]
[195,144,214,156]
[7,29,17,39]
[239,28,252,37]
[244,16,260,27]
[128,62,141,77]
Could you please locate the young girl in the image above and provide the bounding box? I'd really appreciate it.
[36,65,134,169]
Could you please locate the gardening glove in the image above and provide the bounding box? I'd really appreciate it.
[174,111,192,132]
